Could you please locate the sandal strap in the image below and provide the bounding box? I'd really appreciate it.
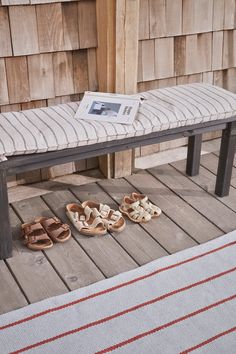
[140,199,161,215]
[23,222,44,235]
[49,224,70,239]
[40,217,61,229]
[89,216,104,229]
[24,234,48,243]
[110,210,122,221]
[99,204,111,218]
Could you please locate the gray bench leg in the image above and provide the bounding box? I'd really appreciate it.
[186,134,202,176]
[215,122,236,197]
[0,170,12,259]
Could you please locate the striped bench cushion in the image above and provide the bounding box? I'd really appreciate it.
[0,83,236,157]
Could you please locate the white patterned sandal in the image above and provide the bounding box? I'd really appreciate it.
[81,201,126,233]
[119,196,152,223]
[66,203,107,236]
[131,193,162,218]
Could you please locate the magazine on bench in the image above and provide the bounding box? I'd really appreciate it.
[74,91,141,125]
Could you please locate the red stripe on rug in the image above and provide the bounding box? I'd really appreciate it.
[10,267,236,354]
[180,326,236,353]
[1,240,235,332]
[95,294,236,354]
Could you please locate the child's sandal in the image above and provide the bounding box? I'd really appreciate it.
[21,222,53,251]
[131,193,162,218]
[35,216,71,243]
[66,203,107,236]
[81,201,126,233]
[119,196,151,223]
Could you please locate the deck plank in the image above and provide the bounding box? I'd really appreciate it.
[201,153,236,188]
[2,153,236,315]
[171,159,236,213]
[98,178,200,252]
[42,190,138,277]
[124,170,223,243]
[7,204,68,303]
[12,197,104,291]
[149,164,236,233]
[70,182,168,264]
[0,259,28,315]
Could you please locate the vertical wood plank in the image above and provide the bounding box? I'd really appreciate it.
[213,0,225,31]
[0,59,9,105]
[139,0,149,40]
[177,73,203,85]
[96,0,116,92]
[0,103,21,112]
[212,31,224,70]
[114,0,139,178]
[28,54,55,100]
[185,33,212,75]
[78,0,97,49]
[174,36,186,76]
[226,68,236,92]
[0,8,12,57]
[9,6,39,56]
[183,0,213,34]
[73,50,89,93]
[53,52,74,96]
[96,0,116,178]
[114,150,133,178]
[149,0,166,38]
[224,0,236,29]
[123,0,140,94]
[87,48,98,91]
[137,42,143,83]
[36,4,64,52]
[141,40,155,81]
[222,30,236,69]
[213,69,225,88]
[166,0,182,36]
[5,57,30,104]
[21,100,47,110]
[62,2,79,51]
[158,77,177,88]
[154,37,174,79]
[115,0,126,93]
[202,71,214,84]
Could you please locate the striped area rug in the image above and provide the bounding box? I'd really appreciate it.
[1,231,236,353]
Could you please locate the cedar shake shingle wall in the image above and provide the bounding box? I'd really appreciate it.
[0,0,99,184]
[136,0,236,157]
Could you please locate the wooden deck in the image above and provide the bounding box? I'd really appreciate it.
[1,152,236,315]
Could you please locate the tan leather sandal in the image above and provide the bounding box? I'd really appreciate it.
[35,217,71,243]
[21,222,53,251]
[81,200,126,233]
[119,196,152,223]
[131,193,162,218]
[66,203,107,236]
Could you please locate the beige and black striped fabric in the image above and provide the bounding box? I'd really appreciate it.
[0,83,236,157]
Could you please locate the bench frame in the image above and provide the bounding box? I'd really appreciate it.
[0,117,236,259]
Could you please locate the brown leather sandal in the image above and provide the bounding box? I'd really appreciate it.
[21,222,53,251]
[35,217,71,243]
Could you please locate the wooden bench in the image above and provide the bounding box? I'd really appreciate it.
[0,83,236,259]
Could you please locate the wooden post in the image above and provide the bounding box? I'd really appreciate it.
[96,0,140,178]
[96,0,116,178]
[186,134,202,176]
[0,169,12,259]
[215,122,236,197]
